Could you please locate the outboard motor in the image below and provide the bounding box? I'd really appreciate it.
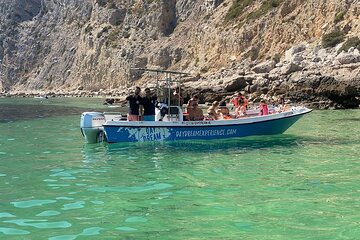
[80,112,106,143]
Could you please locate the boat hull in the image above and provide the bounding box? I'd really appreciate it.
[103,108,311,143]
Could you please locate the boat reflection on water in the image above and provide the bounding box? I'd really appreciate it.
[82,134,306,163]
[108,135,304,152]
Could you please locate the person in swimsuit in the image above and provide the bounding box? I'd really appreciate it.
[258,99,269,116]
[186,95,203,120]
[232,92,248,109]
[217,101,231,119]
[235,98,247,118]
[207,101,220,120]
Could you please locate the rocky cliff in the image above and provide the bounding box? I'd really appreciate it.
[0,0,359,108]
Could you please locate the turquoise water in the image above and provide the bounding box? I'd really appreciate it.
[0,97,359,239]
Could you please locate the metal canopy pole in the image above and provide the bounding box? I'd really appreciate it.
[130,68,189,120]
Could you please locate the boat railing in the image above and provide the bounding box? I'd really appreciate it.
[103,112,125,121]
[155,106,183,122]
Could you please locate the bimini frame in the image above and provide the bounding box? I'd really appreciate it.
[130,68,189,117]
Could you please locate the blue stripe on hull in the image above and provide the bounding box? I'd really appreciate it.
[104,115,303,143]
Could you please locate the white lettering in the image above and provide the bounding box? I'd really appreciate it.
[175,129,237,138]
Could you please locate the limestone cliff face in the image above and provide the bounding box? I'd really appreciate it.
[0,0,359,98]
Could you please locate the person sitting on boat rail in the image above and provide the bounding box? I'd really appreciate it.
[217,101,231,119]
[141,88,157,121]
[231,92,248,109]
[207,101,220,120]
[235,98,247,118]
[187,95,204,121]
[258,99,269,116]
[276,97,289,112]
[126,86,142,121]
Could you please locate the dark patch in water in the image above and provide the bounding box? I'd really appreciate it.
[103,135,303,154]
[0,104,94,122]
[335,118,360,122]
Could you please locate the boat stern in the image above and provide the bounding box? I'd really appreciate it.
[80,112,106,143]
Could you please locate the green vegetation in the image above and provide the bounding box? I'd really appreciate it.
[334,10,346,23]
[322,29,345,48]
[272,53,281,63]
[225,0,282,22]
[107,1,117,9]
[97,26,111,38]
[84,25,93,34]
[146,0,160,3]
[96,0,106,7]
[338,36,360,52]
[247,0,281,20]
[96,0,119,9]
[106,27,122,48]
[195,56,199,67]
[225,0,253,22]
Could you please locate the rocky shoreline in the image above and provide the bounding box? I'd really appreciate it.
[2,43,359,110]
[175,42,360,109]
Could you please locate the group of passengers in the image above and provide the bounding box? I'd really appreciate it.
[125,87,288,121]
[126,86,157,121]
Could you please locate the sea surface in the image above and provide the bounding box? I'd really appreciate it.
[0,97,359,240]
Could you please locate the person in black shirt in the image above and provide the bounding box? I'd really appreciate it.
[141,88,157,121]
[125,86,142,121]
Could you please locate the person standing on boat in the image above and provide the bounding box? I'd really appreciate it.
[126,86,142,121]
[187,95,202,120]
[171,87,184,107]
[141,88,157,121]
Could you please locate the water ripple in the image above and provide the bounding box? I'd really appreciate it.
[61,201,85,210]
[56,197,74,200]
[125,216,148,223]
[0,212,16,218]
[0,227,30,235]
[3,219,71,229]
[36,210,61,217]
[48,227,104,240]
[10,200,56,208]
[116,226,137,232]
[88,183,172,193]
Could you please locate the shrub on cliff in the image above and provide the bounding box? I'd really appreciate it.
[247,0,281,20]
[338,36,360,53]
[225,0,253,22]
[334,10,346,23]
[96,0,106,7]
[322,29,345,48]
[225,0,281,22]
